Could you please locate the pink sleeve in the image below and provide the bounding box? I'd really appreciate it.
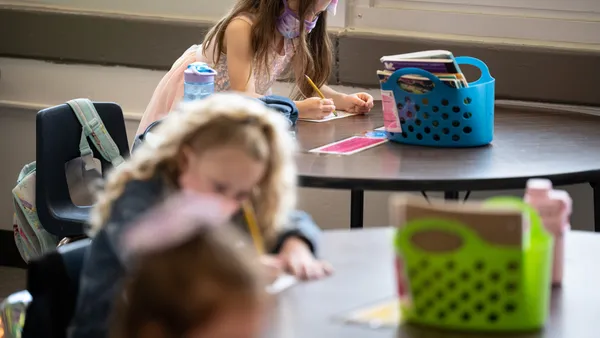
[136,48,198,136]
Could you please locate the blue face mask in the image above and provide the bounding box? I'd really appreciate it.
[276,0,319,39]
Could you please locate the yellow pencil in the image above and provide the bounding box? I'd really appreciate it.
[304,74,337,116]
[243,201,265,255]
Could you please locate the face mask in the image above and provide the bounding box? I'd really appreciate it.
[276,0,319,39]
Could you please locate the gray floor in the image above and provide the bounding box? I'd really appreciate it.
[0,267,26,300]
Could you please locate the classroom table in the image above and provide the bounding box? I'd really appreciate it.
[265,228,600,338]
[295,103,600,231]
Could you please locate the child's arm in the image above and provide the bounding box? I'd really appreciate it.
[223,18,260,97]
[273,210,333,280]
[102,175,166,266]
[320,85,375,114]
[272,210,321,255]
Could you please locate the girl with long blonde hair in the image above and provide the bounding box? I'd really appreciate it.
[136,0,374,135]
[68,93,330,338]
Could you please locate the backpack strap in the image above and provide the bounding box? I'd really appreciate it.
[66,99,125,167]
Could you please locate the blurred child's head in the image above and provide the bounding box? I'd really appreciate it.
[202,0,336,100]
[91,94,296,242]
[111,194,268,338]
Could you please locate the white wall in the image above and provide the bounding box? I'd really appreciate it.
[2,0,599,46]
[350,0,600,45]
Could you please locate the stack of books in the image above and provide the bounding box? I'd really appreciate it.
[377,50,468,94]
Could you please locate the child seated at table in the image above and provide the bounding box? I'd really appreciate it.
[110,193,269,338]
[69,94,332,338]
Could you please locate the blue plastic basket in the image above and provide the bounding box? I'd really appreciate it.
[379,56,495,148]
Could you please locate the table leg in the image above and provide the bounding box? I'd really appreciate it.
[444,191,460,200]
[350,189,364,229]
[592,182,600,232]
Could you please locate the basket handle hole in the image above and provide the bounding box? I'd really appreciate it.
[488,313,500,323]
[474,302,485,313]
[461,312,472,322]
[410,230,463,253]
[460,64,482,84]
[394,76,433,95]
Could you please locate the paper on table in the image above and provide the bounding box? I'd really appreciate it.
[339,297,400,329]
[266,274,298,294]
[375,126,385,131]
[299,111,357,123]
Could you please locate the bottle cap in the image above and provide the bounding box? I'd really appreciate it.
[526,178,552,195]
[549,190,573,216]
[184,62,217,84]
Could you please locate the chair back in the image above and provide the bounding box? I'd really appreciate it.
[35,102,129,237]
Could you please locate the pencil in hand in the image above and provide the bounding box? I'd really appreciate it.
[243,201,265,255]
[304,74,337,117]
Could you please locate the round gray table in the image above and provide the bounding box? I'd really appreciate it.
[266,228,600,338]
[295,105,600,230]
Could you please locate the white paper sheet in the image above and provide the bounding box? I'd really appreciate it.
[298,111,357,123]
[266,274,298,294]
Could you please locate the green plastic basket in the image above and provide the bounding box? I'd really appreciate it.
[394,197,554,332]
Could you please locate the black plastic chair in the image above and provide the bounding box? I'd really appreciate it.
[22,239,91,338]
[36,102,129,237]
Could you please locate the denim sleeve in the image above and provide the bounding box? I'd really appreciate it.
[102,176,165,266]
[271,210,321,256]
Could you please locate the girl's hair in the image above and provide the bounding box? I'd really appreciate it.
[202,0,333,100]
[110,224,266,338]
[90,93,297,244]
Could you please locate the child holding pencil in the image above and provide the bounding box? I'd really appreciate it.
[69,94,331,338]
[136,0,375,135]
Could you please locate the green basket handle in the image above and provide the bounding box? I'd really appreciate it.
[394,218,488,257]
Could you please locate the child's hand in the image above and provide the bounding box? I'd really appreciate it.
[338,92,375,114]
[278,237,333,280]
[260,255,284,283]
[297,97,336,120]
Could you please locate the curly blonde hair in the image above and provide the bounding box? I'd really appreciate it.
[90,93,297,243]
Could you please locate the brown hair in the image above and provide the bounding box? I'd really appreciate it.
[202,0,333,100]
[90,94,297,245]
[110,225,266,338]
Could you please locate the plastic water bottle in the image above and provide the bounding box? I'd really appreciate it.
[183,62,217,102]
[524,178,572,286]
